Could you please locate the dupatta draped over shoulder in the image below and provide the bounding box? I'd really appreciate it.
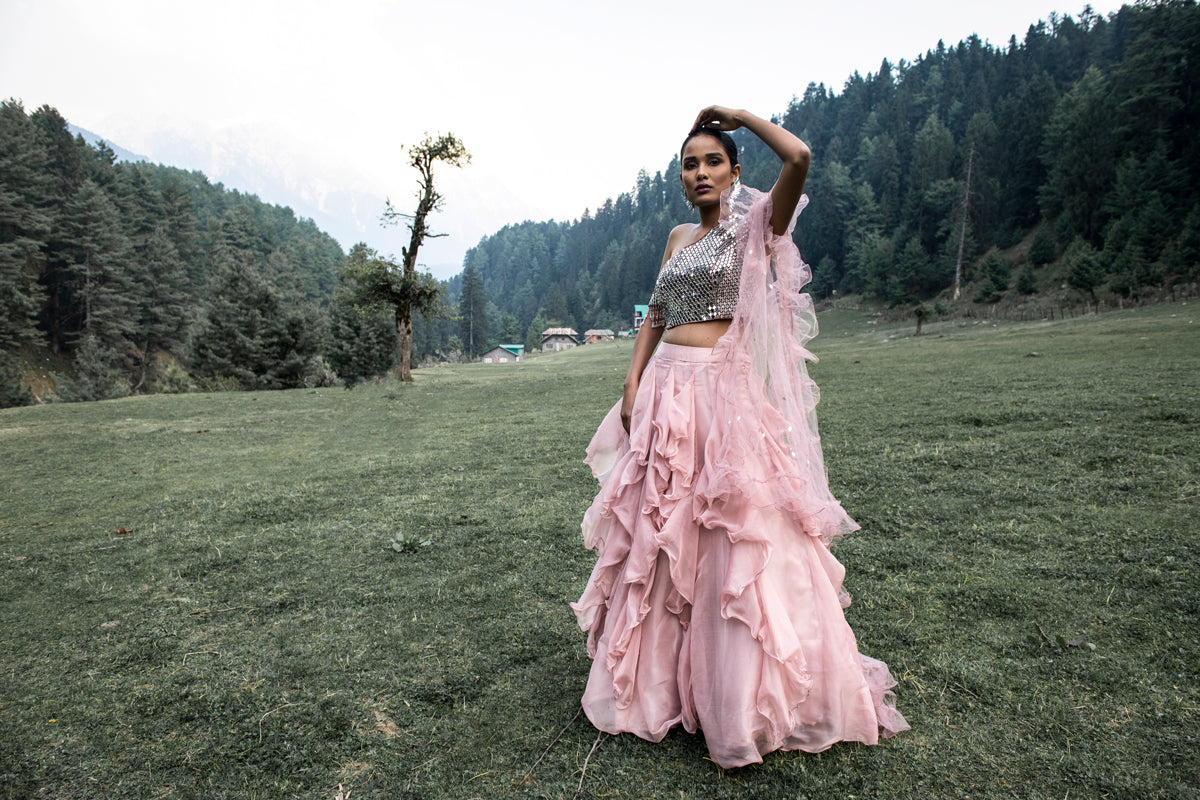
[573,184,907,768]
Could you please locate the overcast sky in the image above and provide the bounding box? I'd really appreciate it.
[3,0,1124,268]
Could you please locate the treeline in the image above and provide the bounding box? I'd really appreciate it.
[0,97,497,407]
[465,1,1200,333]
[0,100,352,405]
[6,2,1199,406]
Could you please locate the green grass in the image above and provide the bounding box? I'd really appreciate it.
[2,303,1197,799]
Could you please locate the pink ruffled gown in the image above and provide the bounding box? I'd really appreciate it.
[571,186,908,768]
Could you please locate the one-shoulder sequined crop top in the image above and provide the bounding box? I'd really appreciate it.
[646,223,742,329]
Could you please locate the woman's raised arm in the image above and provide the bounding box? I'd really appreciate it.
[692,106,811,236]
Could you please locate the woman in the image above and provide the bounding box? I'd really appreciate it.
[571,106,908,768]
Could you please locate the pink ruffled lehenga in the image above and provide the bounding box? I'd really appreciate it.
[571,186,908,768]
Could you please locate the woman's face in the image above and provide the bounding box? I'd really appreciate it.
[680,134,740,208]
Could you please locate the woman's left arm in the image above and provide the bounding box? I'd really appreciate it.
[693,106,811,235]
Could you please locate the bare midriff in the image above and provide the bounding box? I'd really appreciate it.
[661,319,731,348]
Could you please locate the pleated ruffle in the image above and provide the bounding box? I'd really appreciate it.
[571,343,908,768]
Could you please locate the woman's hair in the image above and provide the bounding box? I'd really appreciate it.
[681,127,739,167]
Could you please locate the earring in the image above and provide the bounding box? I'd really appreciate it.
[686,198,695,212]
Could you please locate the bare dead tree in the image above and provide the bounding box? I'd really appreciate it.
[380,134,470,381]
[953,143,975,301]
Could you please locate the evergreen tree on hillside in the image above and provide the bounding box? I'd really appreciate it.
[1108,0,1200,179]
[458,262,488,358]
[0,100,52,352]
[1040,66,1115,242]
[61,180,136,373]
[1160,204,1200,279]
[0,351,32,407]
[327,298,395,386]
[131,225,190,390]
[29,105,83,202]
[191,254,324,390]
[496,312,521,344]
[155,174,203,284]
[1016,263,1038,294]
[2,100,349,400]
[1028,222,1056,266]
[1063,238,1104,302]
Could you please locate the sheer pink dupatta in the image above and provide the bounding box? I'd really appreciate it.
[701,184,859,549]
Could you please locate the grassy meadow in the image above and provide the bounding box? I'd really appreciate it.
[1,303,1197,799]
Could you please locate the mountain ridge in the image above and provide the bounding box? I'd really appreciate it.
[67,123,544,280]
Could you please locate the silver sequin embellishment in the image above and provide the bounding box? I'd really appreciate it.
[647,224,742,329]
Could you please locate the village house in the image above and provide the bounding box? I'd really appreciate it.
[481,344,524,363]
[583,329,615,344]
[541,327,578,352]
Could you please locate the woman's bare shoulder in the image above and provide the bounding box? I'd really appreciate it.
[661,223,699,264]
[667,223,695,243]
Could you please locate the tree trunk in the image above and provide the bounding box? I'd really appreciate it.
[397,305,413,382]
[379,135,469,379]
[953,143,975,300]
[133,337,150,392]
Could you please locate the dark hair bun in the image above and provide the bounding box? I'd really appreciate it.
[681,127,738,167]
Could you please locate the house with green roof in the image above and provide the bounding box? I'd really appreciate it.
[481,344,524,363]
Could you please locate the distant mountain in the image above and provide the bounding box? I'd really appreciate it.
[67,124,543,281]
[70,125,151,165]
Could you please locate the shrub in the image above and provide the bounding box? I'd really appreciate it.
[1016,264,1038,295]
[1029,223,1057,266]
[0,352,33,408]
[155,360,194,394]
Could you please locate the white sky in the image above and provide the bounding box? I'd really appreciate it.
[3,0,1124,268]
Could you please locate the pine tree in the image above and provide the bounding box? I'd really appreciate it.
[1160,204,1200,279]
[1028,223,1057,266]
[980,248,1011,290]
[57,331,128,401]
[131,225,190,390]
[156,174,203,285]
[858,232,893,300]
[457,262,488,358]
[889,235,926,305]
[806,160,856,285]
[1016,264,1038,294]
[191,254,322,390]
[1109,242,1153,297]
[0,100,53,352]
[1040,67,1116,243]
[842,182,883,295]
[29,105,83,201]
[59,180,137,391]
[525,313,551,355]
[496,312,521,344]
[1063,237,1104,302]
[911,113,958,253]
[326,299,396,387]
[0,351,33,408]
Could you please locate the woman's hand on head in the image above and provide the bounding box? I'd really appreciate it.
[693,106,743,132]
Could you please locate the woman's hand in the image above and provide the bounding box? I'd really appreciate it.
[620,380,638,433]
[693,106,744,132]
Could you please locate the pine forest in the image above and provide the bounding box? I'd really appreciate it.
[2,1,1198,405]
